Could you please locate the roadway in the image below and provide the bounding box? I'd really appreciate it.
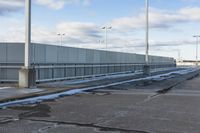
[0,68,200,133]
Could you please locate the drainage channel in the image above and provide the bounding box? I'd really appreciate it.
[0,68,198,109]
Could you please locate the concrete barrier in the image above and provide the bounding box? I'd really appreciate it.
[0,43,176,83]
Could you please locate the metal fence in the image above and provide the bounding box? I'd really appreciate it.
[0,63,175,83]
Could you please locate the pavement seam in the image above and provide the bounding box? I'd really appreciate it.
[23,118,150,133]
[138,71,200,105]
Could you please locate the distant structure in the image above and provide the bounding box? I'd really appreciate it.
[177,60,200,66]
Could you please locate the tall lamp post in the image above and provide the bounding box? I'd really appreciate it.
[19,0,36,88]
[57,33,65,46]
[56,33,65,63]
[102,26,112,50]
[145,0,149,65]
[177,49,181,61]
[143,0,150,75]
[193,35,200,66]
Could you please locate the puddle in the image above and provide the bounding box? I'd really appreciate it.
[10,104,51,118]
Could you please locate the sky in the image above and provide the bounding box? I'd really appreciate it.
[0,0,200,60]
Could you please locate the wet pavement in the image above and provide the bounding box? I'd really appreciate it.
[0,68,200,133]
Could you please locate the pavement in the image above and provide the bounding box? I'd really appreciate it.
[0,68,188,103]
[0,67,200,133]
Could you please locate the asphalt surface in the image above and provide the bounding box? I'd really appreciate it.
[0,68,200,133]
[0,68,182,103]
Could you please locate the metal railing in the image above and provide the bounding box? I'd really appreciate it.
[0,63,176,83]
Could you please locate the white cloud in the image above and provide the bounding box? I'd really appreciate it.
[111,7,200,31]
[0,18,196,59]
[179,7,200,20]
[0,0,24,14]
[32,21,103,49]
[0,0,92,14]
[0,20,101,45]
[56,22,100,38]
[35,0,66,10]
[0,4,199,60]
[35,0,92,9]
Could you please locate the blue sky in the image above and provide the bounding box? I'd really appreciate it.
[1,0,200,60]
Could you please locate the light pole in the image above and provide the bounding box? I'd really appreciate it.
[177,49,181,61]
[19,0,36,88]
[25,0,31,68]
[145,0,149,65]
[193,35,200,66]
[102,26,112,50]
[57,33,65,63]
[143,0,150,75]
[57,33,65,46]
[99,40,103,48]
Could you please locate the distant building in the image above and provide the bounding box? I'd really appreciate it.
[177,60,199,66]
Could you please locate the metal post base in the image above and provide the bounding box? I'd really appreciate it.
[143,65,150,76]
[19,67,36,88]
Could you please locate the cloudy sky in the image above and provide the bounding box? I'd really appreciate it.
[0,0,200,60]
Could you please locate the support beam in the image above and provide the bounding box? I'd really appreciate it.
[19,0,36,88]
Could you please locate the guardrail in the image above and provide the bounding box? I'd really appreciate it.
[0,63,176,83]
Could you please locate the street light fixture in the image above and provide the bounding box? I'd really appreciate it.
[57,33,65,46]
[102,26,112,50]
[99,40,103,47]
[193,35,200,66]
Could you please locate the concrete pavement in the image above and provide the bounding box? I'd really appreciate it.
[0,68,200,132]
[0,68,184,103]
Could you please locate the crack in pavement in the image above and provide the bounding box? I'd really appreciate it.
[134,80,184,105]
[24,118,150,133]
[3,104,149,132]
[0,116,19,124]
[136,72,200,105]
